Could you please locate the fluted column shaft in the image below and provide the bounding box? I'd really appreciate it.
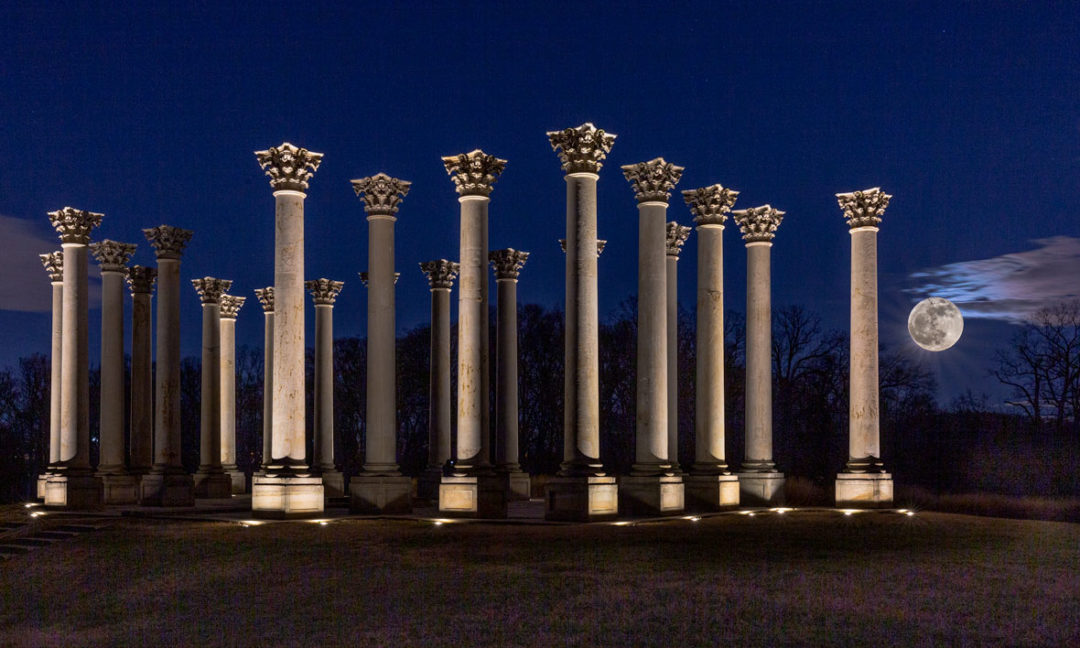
[272,190,307,467]
[199,300,223,472]
[48,279,63,467]
[129,287,153,472]
[850,226,880,461]
[98,268,126,473]
[154,257,181,469]
[366,215,398,473]
[495,274,520,469]
[694,224,726,470]
[220,314,237,470]
[429,286,452,470]
[635,202,669,471]
[744,242,774,469]
[315,303,336,471]
[60,243,90,469]
[457,196,489,470]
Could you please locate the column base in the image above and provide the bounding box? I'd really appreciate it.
[36,473,52,500]
[737,471,785,506]
[684,473,740,511]
[223,467,246,495]
[496,468,531,501]
[252,474,324,518]
[100,473,140,505]
[321,470,346,499]
[438,474,508,519]
[139,471,195,507]
[417,467,443,501]
[350,474,412,514]
[193,470,234,499]
[45,473,104,509]
[618,474,685,516]
[544,475,618,521]
[835,472,893,508]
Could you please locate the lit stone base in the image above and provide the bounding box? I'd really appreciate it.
[417,467,443,501]
[36,474,51,500]
[140,472,195,507]
[193,471,234,499]
[835,472,893,508]
[101,473,140,505]
[684,473,740,512]
[45,473,104,509]
[223,465,246,494]
[499,469,532,501]
[350,474,412,514]
[619,474,685,516]
[252,474,324,519]
[544,475,618,521]
[321,470,346,499]
[439,474,508,519]
[737,471,786,506]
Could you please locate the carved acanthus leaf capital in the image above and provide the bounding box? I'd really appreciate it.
[351,173,411,216]
[254,287,274,313]
[666,222,693,257]
[89,240,137,272]
[547,123,617,174]
[837,187,891,229]
[306,278,345,305]
[358,272,400,287]
[559,239,607,256]
[126,266,157,295]
[489,249,530,280]
[621,158,684,204]
[442,149,507,197]
[682,184,739,226]
[255,142,323,192]
[732,205,785,243]
[420,259,460,290]
[220,295,246,319]
[143,225,193,260]
[48,207,103,245]
[40,251,64,282]
[191,277,232,304]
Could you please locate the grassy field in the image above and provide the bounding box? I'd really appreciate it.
[1,508,1078,646]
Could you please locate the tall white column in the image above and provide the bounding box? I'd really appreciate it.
[835,187,894,507]
[419,259,459,500]
[192,277,232,498]
[307,278,345,498]
[733,205,786,505]
[254,287,274,474]
[619,158,685,515]
[37,251,64,498]
[439,149,508,518]
[682,185,741,510]
[664,222,691,471]
[490,248,531,500]
[220,294,246,494]
[45,207,103,509]
[127,266,156,477]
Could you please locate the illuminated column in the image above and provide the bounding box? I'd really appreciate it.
[220,294,246,494]
[664,222,691,471]
[127,266,156,479]
[545,123,619,521]
[252,142,325,518]
[559,239,607,256]
[37,251,63,499]
[733,205,786,505]
[835,187,894,507]
[44,207,103,509]
[490,248,531,500]
[191,277,232,498]
[306,278,345,498]
[91,240,139,504]
[418,259,459,500]
[439,149,508,518]
[619,158,685,515]
[254,287,274,474]
[682,185,740,510]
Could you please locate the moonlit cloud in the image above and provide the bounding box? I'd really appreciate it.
[907,236,1080,323]
[0,214,101,312]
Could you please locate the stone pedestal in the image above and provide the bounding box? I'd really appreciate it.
[835,471,894,507]
[36,476,50,500]
[101,474,140,504]
[438,474,508,519]
[544,475,617,521]
[684,473,740,511]
[44,473,104,510]
[736,472,786,506]
[619,474,685,517]
[349,474,411,514]
[252,474,325,519]
[138,472,194,507]
[321,470,346,499]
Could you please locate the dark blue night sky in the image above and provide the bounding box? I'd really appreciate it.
[2,1,1078,403]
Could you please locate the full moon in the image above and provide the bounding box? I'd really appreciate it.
[908,297,964,351]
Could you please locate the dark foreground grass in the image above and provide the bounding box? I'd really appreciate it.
[1,510,1078,646]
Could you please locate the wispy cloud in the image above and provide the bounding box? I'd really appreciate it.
[0,214,101,312]
[907,236,1080,323]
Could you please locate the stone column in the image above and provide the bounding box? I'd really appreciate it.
[836,187,894,507]
[254,288,274,474]
[252,142,325,518]
[350,173,412,513]
[37,251,63,499]
[90,240,139,504]
[44,207,103,509]
[490,248,531,500]
[545,123,619,521]
[733,205,786,505]
[619,159,685,515]
[664,222,691,472]
[220,294,246,494]
[127,267,156,479]
[559,239,607,256]
[306,278,345,498]
[418,259,459,500]
[682,185,741,511]
[439,149,508,518]
[191,277,233,498]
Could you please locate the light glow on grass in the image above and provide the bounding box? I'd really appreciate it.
[30,511,45,518]
[240,520,265,527]
[611,521,633,526]
[842,509,862,516]
[24,503,38,509]
[771,507,794,514]
[683,515,701,522]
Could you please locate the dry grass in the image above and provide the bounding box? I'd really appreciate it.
[898,486,1080,523]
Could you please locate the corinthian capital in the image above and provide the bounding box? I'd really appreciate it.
[40,251,64,282]
[621,158,684,204]
[143,225,193,260]
[48,207,103,245]
[254,287,274,313]
[420,259,460,290]
[306,278,344,305]
[836,187,891,229]
[89,240,137,273]
[126,266,157,295]
[666,222,693,257]
[489,249,530,280]
[351,172,411,216]
[255,142,324,192]
[682,184,739,226]
[442,149,506,197]
[547,123,617,174]
[732,205,785,244]
[558,239,607,256]
[192,277,232,304]
[220,294,246,319]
